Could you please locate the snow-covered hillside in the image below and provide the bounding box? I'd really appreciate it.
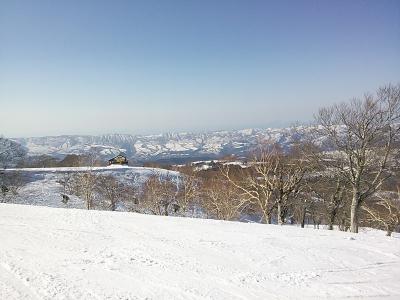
[4,166,178,209]
[12,127,299,163]
[0,204,399,299]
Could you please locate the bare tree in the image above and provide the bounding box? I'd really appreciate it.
[201,177,243,221]
[57,172,73,194]
[362,189,400,236]
[270,149,307,225]
[316,84,400,232]
[0,171,26,203]
[89,151,102,167]
[221,149,276,224]
[121,184,138,211]
[71,171,98,210]
[176,172,200,216]
[58,155,85,167]
[223,144,307,224]
[140,172,177,216]
[292,188,317,228]
[308,175,348,230]
[97,175,123,211]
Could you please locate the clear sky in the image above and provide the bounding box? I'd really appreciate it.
[1,0,399,137]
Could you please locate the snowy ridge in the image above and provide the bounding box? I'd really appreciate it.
[5,165,175,174]
[12,127,300,163]
[0,204,399,299]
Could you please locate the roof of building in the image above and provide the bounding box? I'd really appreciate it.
[108,154,127,161]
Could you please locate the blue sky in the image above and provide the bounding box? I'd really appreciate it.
[1,0,399,137]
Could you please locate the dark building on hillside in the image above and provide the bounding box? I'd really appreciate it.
[108,154,128,166]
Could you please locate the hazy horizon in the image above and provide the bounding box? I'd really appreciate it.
[1,0,399,137]
[7,120,297,139]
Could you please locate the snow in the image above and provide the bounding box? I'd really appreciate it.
[5,165,162,173]
[4,166,179,210]
[162,139,199,152]
[12,127,312,163]
[1,204,399,299]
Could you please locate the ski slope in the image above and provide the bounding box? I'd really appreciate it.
[0,204,399,299]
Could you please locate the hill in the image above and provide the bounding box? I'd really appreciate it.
[12,127,300,164]
[2,166,178,210]
[0,204,399,299]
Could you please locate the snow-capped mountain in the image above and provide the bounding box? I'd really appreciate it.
[0,138,27,168]
[12,127,302,163]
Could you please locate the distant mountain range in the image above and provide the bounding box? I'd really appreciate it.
[12,128,306,164]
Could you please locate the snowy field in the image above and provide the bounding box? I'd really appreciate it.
[4,166,178,209]
[0,204,399,299]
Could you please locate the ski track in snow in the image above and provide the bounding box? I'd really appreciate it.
[0,204,399,299]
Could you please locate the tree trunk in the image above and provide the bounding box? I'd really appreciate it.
[277,202,283,225]
[386,225,393,237]
[157,203,162,215]
[328,211,336,230]
[300,207,306,228]
[164,203,169,216]
[262,212,271,224]
[110,200,116,211]
[350,194,360,233]
[86,195,91,210]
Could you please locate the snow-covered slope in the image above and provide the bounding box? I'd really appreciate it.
[0,204,399,299]
[5,166,178,209]
[12,128,299,163]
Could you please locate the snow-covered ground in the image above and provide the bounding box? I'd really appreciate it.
[0,204,399,299]
[4,166,178,209]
